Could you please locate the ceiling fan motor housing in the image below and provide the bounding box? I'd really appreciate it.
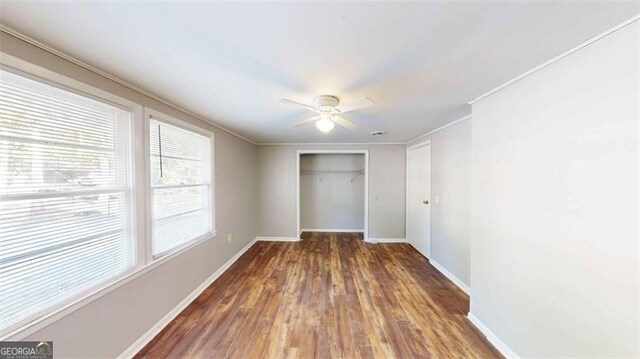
[314,95,339,111]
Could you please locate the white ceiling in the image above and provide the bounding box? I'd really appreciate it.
[1,2,638,143]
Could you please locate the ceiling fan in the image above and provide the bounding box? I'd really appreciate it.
[279,95,375,133]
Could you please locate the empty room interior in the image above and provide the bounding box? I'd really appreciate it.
[0,2,639,358]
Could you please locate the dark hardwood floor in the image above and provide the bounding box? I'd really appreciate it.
[135,232,501,358]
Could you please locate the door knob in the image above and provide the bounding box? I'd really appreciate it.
[423,200,429,205]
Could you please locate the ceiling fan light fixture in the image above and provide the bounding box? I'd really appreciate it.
[282,94,373,132]
[316,118,335,132]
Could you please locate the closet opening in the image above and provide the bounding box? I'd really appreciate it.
[296,150,369,241]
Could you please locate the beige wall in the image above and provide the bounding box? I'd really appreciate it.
[406,118,471,286]
[470,21,639,357]
[258,144,406,239]
[1,31,259,358]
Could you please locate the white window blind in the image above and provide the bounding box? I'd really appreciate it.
[0,69,135,332]
[149,117,212,257]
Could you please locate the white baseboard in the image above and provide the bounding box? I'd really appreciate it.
[300,229,364,233]
[467,313,519,359]
[429,259,470,294]
[367,237,407,243]
[118,238,258,359]
[255,236,300,242]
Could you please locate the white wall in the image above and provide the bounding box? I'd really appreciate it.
[470,21,639,357]
[300,154,365,231]
[1,31,259,358]
[258,144,405,240]
[407,118,472,287]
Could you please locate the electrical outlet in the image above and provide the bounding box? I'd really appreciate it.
[435,195,440,204]
[227,233,233,242]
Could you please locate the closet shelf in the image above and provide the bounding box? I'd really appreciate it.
[301,169,364,183]
[300,170,364,174]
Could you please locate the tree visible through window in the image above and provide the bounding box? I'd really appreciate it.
[149,117,213,257]
[0,69,134,332]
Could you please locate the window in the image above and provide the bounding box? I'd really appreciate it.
[149,115,213,257]
[0,69,135,331]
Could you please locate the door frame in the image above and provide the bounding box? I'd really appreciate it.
[296,150,369,241]
[405,140,432,257]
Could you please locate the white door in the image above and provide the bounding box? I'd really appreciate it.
[406,144,431,258]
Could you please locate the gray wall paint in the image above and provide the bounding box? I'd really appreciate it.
[300,154,365,230]
[470,22,639,357]
[258,145,405,239]
[406,118,471,286]
[1,32,259,358]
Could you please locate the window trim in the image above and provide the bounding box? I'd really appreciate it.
[143,107,216,263]
[0,228,214,340]
[0,64,144,338]
[1,54,219,341]
[0,63,219,341]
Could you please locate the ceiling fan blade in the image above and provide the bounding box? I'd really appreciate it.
[336,97,375,113]
[293,116,320,127]
[279,98,319,112]
[332,115,358,130]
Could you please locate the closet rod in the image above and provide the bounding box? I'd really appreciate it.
[300,170,364,174]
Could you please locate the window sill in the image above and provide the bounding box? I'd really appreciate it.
[2,231,217,341]
[151,230,218,261]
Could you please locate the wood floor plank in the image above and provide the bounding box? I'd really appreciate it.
[135,233,502,359]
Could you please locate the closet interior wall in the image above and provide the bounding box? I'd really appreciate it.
[300,153,365,232]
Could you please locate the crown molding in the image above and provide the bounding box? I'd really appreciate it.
[11,14,634,147]
[405,114,472,145]
[256,142,406,146]
[256,114,475,147]
[0,23,466,148]
[0,23,257,145]
[0,22,471,147]
[468,14,640,105]
[256,115,476,146]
